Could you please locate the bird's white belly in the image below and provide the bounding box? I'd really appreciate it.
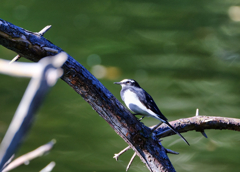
[123,90,159,119]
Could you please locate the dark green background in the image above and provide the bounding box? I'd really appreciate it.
[1,0,240,171]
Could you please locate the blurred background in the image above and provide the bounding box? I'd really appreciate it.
[0,0,240,171]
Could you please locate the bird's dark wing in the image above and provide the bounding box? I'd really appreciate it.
[133,87,168,121]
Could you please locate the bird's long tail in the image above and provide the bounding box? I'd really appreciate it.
[165,121,190,146]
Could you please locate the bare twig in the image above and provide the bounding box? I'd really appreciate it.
[113,146,131,161]
[165,148,179,155]
[0,59,40,77]
[200,131,208,138]
[38,25,52,36]
[9,55,21,64]
[195,109,208,138]
[2,155,14,170]
[2,140,56,172]
[195,108,199,116]
[39,161,56,172]
[0,53,67,170]
[126,152,136,171]
[124,136,178,171]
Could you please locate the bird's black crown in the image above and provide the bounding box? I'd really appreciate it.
[114,79,141,87]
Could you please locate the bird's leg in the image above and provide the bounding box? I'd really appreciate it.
[151,122,163,132]
[132,113,144,121]
[138,116,145,121]
[113,146,131,161]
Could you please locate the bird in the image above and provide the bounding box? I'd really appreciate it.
[114,79,189,146]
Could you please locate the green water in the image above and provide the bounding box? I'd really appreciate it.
[1,0,240,171]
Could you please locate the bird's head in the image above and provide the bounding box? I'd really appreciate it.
[114,79,140,88]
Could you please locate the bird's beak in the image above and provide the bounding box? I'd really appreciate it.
[114,82,122,85]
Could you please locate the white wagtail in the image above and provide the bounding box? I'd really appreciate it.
[114,79,189,146]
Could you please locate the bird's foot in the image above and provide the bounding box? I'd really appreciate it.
[138,116,145,121]
[132,113,144,121]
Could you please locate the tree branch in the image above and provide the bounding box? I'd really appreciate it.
[0,53,66,170]
[39,161,56,172]
[2,140,55,172]
[156,116,240,138]
[0,18,176,172]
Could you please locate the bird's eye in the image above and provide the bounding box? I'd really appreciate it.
[126,81,130,84]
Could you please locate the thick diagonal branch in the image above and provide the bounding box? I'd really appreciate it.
[0,18,175,172]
